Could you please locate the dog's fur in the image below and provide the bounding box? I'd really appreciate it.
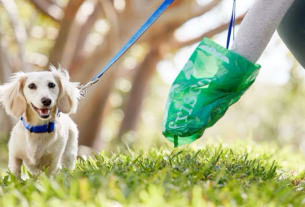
[0,66,80,177]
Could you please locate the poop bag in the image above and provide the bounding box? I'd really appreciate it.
[162,37,261,147]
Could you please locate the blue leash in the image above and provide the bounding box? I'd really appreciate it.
[80,0,174,97]
[226,0,236,49]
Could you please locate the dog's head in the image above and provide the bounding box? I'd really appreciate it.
[0,66,80,119]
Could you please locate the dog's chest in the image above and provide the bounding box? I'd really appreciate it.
[25,132,59,165]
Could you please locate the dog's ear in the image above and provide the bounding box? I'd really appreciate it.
[0,72,27,117]
[51,65,80,114]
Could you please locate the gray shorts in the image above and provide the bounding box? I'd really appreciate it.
[278,0,305,68]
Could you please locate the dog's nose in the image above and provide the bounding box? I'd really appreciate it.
[41,97,52,106]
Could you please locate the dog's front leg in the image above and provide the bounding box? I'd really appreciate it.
[62,127,78,170]
[8,156,23,177]
[46,161,61,175]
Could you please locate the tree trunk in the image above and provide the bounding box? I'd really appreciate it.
[0,41,13,134]
[48,0,84,66]
[73,66,117,150]
[118,47,160,138]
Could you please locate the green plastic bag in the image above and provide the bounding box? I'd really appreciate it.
[162,37,261,147]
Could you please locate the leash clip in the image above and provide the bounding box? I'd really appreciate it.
[79,78,99,97]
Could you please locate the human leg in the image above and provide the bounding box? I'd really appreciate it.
[232,0,295,63]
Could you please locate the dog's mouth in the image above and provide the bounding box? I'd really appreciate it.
[31,103,52,119]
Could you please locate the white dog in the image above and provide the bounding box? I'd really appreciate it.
[0,66,80,177]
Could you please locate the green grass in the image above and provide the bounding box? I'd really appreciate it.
[1,140,305,207]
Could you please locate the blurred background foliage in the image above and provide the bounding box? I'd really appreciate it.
[0,0,305,168]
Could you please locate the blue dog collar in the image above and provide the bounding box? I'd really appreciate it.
[21,117,55,133]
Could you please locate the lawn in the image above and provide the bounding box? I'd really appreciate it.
[1,140,305,207]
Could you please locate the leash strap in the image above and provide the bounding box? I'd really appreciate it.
[226,0,236,49]
[80,0,174,97]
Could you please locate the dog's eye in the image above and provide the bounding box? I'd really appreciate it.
[48,83,56,88]
[28,83,36,89]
